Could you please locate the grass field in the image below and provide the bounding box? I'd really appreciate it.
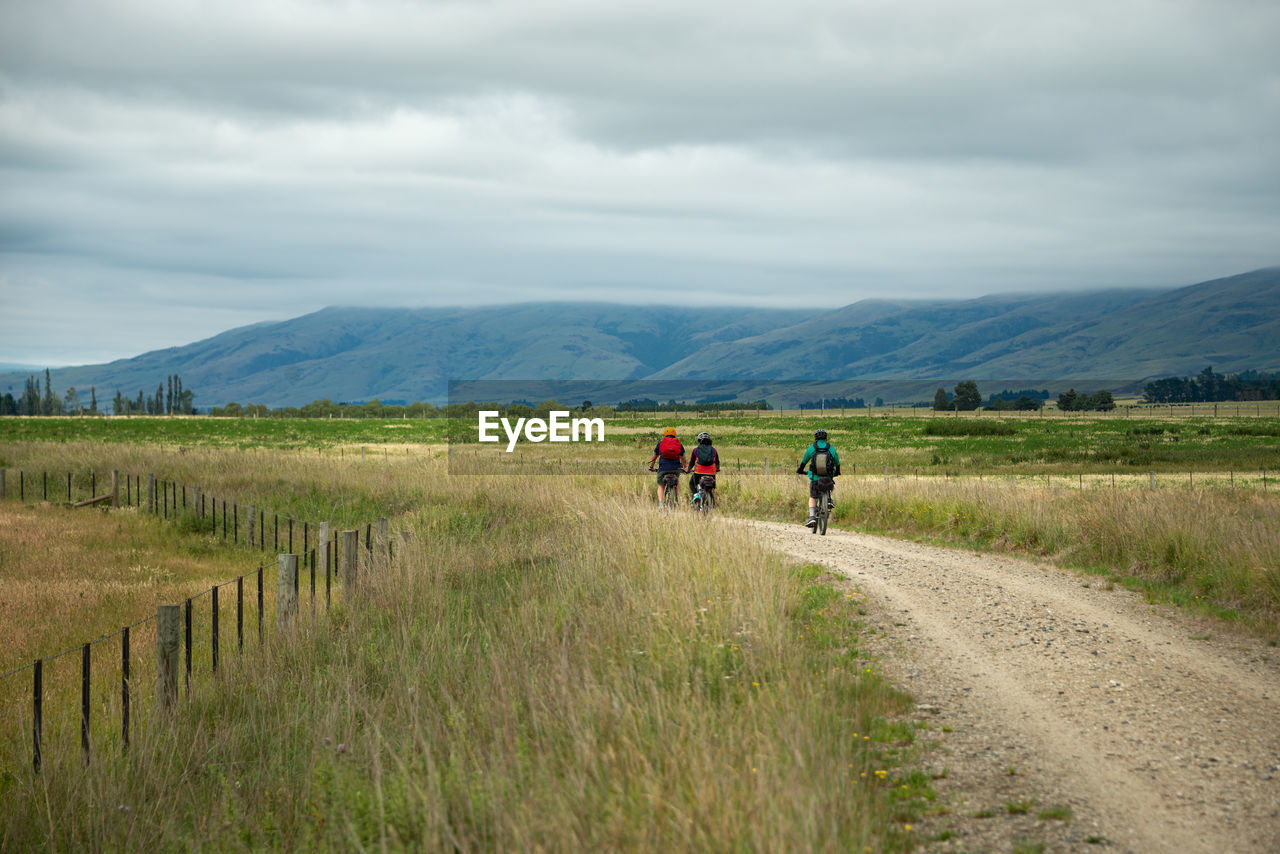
[0,503,269,676]
[5,409,1280,474]
[0,414,450,449]
[0,450,930,851]
[1,414,1277,848]
[449,411,1280,474]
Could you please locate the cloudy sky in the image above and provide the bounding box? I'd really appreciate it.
[2,0,1278,366]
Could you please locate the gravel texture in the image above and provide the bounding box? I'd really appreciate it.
[747,520,1280,853]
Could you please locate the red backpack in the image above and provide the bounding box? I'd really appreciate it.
[658,437,683,460]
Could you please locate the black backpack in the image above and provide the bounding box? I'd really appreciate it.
[694,445,716,466]
[810,445,835,477]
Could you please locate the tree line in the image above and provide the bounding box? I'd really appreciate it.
[0,369,99,416]
[1142,367,1280,403]
[932,381,1114,412]
[111,375,194,415]
[208,398,438,418]
[614,398,772,413]
[206,398,777,418]
[0,371,193,416]
[797,396,879,410]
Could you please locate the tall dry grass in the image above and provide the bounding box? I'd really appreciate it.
[0,440,445,527]
[0,500,281,787]
[724,474,1280,630]
[0,503,266,674]
[1,457,923,851]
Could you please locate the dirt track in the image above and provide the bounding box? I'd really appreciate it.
[747,520,1280,853]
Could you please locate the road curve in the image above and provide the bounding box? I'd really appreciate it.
[746,519,1280,853]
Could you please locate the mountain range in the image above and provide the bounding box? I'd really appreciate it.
[2,268,1277,409]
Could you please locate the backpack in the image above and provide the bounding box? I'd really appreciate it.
[694,445,716,466]
[658,437,683,460]
[810,445,835,477]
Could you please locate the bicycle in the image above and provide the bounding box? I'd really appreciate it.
[651,467,681,509]
[691,474,716,513]
[812,476,834,535]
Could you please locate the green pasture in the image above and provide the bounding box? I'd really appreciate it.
[5,412,1279,474]
[450,413,1280,474]
[0,415,449,449]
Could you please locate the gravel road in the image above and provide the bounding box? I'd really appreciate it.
[747,520,1280,853]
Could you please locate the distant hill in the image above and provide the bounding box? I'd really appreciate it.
[2,268,1276,409]
[654,269,1280,382]
[0,305,810,408]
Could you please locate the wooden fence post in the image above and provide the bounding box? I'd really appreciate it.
[111,470,119,507]
[376,517,390,566]
[185,600,192,697]
[157,604,180,710]
[319,522,330,577]
[147,474,156,514]
[257,569,264,643]
[341,530,359,590]
[212,586,220,674]
[32,660,42,773]
[121,626,130,750]
[278,554,298,628]
[81,643,91,763]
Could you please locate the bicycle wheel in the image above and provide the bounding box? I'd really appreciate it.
[662,474,679,508]
[817,491,830,535]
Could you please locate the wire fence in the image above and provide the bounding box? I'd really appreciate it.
[729,462,1272,492]
[617,401,1280,419]
[0,457,1271,774]
[0,467,394,777]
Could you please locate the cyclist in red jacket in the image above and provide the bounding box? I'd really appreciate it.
[648,427,686,504]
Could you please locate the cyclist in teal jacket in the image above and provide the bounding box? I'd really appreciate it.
[796,429,841,529]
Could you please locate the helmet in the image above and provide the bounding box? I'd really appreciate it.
[663,427,677,437]
[814,429,828,441]
[697,432,711,444]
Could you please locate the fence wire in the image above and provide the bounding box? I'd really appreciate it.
[1,467,379,773]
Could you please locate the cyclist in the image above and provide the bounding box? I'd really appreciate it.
[648,427,686,505]
[796,429,841,529]
[685,431,721,504]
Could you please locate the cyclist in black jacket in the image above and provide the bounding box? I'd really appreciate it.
[685,431,721,500]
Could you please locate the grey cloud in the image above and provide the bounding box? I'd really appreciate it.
[1,0,1278,364]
